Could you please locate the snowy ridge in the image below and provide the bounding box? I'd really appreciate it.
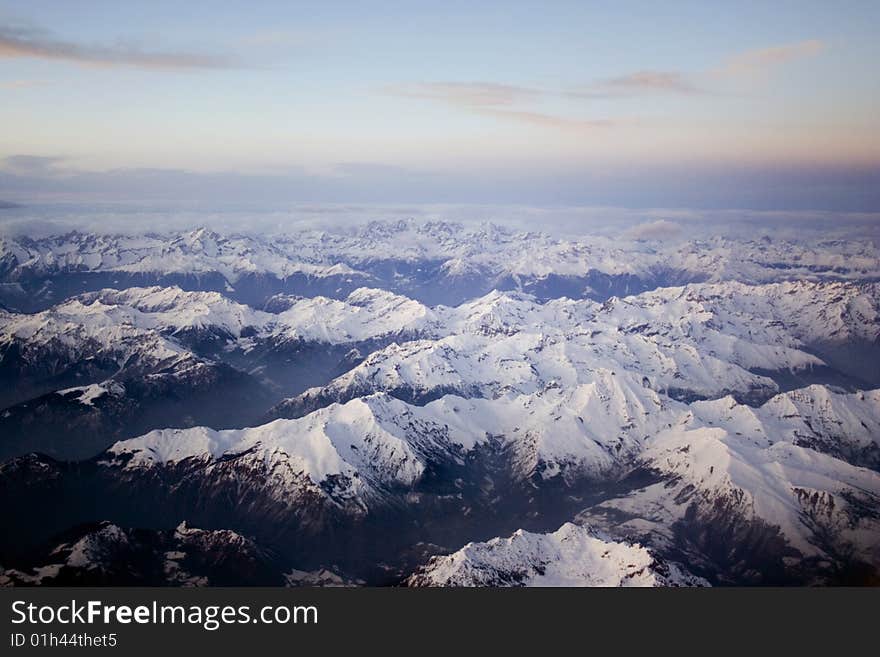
[653,280,880,345]
[0,228,365,283]
[419,373,665,482]
[579,387,880,570]
[270,287,436,343]
[56,381,126,407]
[103,379,880,563]
[693,386,880,469]
[3,223,879,292]
[0,288,231,390]
[407,523,708,587]
[103,376,670,511]
[278,280,879,415]
[104,394,432,511]
[4,280,876,372]
[1,285,428,354]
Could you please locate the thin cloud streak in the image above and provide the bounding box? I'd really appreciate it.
[387,38,826,124]
[712,39,825,77]
[588,70,704,95]
[1,154,67,175]
[476,108,615,130]
[0,25,235,70]
[384,82,542,107]
[385,82,614,130]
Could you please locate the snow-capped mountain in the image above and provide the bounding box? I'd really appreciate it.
[101,373,666,513]
[0,228,366,288]
[755,386,880,469]
[1,221,879,587]
[3,222,878,311]
[0,287,281,459]
[4,379,877,584]
[0,287,239,406]
[0,286,438,459]
[9,278,873,462]
[576,386,880,583]
[0,284,440,371]
[103,394,432,516]
[273,280,878,419]
[268,287,437,344]
[407,523,708,587]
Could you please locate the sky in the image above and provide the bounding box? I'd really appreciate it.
[1,1,879,210]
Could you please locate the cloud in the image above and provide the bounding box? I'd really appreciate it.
[384,82,541,107]
[713,39,825,77]
[623,219,684,241]
[475,108,614,130]
[588,70,703,95]
[383,69,706,130]
[566,40,825,99]
[387,77,696,109]
[1,154,67,175]
[384,82,613,130]
[0,25,234,70]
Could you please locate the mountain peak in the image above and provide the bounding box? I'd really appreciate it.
[407,523,708,587]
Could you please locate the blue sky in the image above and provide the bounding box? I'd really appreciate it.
[1,1,879,209]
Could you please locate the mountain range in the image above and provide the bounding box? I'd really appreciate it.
[1,221,878,586]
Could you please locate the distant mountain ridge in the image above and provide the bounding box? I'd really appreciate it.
[2,222,878,311]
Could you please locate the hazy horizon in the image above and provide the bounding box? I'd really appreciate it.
[2,200,879,246]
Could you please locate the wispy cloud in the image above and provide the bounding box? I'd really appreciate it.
[388,74,703,112]
[712,39,825,77]
[1,154,67,175]
[384,82,612,130]
[623,219,684,241]
[0,25,234,70]
[572,41,824,96]
[586,70,704,96]
[385,82,541,108]
[387,38,826,125]
[475,108,614,130]
[384,70,704,129]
